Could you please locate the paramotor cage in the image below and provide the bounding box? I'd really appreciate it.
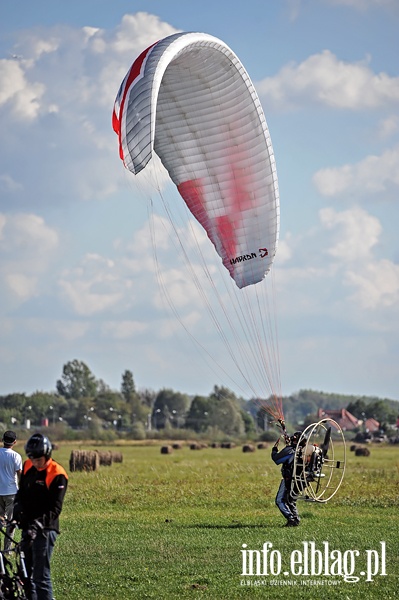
[291,418,346,503]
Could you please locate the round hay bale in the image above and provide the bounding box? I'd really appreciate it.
[172,443,182,450]
[242,444,255,453]
[69,450,100,472]
[161,445,173,454]
[111,452,123,463]
[350,444,357,452]
[190,443,201,450]
[355,447,370,457]
[221,442,235,449]
[97,451,113,466]
[211,442,220,448]
[257,442,268,450]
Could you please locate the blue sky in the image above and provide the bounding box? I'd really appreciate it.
[0,0,398,401]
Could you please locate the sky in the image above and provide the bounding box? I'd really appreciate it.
[0,0,398,402]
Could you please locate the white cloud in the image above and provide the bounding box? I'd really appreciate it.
[23,36,61,62]
[107,12,177,57]
[346,259,399,309]
[319,206,382,261]
[5,274,37,301]
[0,214,5,238]
[291,0,399,17]
[0,213,59,301]
[52,320,90,341]
[280,206,398,320]
[0,13,178,211]
[0,174,24,193]
[0,213,59,268]
[326,0,398,10]
[317,206,399,316]
[258,50,399,110]
[379,115,399,139]
[101,320,148,339]
[275,235,293,264]
[57,212,216,320]
[58,254,126,316]
[313,145,399,197]
[0,58,44,119]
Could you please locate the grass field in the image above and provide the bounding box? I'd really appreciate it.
[39,441,399,599]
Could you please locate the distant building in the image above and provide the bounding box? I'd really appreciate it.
[364,417,380,433]
[317,408,380,432]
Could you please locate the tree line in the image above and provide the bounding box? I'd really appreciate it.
[0,359,397,441]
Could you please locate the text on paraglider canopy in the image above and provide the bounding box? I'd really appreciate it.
[240,541,387,583]
[230,248,268,265]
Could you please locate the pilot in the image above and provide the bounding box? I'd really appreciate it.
[271,431,304,527]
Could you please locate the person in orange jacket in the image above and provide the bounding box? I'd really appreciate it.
[13,433,68,600]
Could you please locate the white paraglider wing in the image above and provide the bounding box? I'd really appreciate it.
[113,32,279,290]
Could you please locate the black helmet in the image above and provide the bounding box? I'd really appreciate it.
[290,431,303,446]
[25,433,52,459]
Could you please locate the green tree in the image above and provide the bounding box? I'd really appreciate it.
[256,407,268,431]
[347,398,368,419]
[240,409,256,435]
[121,371,150,426]
[0,393,27,412]
[130,421,146,440]
[75,397,98,428]
[28,391,60,426]
[0,394,27,427]
[366,399,396,425]
[210,397,245,436]
[138,388,156,409]
[185,396,212,432]
[56,360,98,400]
[204,386,246,436]
[121,370,136,402]
[152,389,191,429]
[209,385,238,403]
[94,391,126,426]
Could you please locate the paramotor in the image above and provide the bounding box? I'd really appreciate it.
[291,418,346,503]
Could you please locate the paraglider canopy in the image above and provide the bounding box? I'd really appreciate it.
[113,31,284,422]
[113,31,280,290]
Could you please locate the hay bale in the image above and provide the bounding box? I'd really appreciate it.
[172,443,182,450]
[257,442,268,450]
[350,444,357,452]
[355,447,370,457]
[97,451,113,466]
[221,442,235,449]
[111,452,123,463]
[211,442,220,448]
[242,444,255,453]
[190,443,201,450]
[161,445,173,454]
[69,450,100,472]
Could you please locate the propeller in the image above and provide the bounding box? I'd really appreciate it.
[321,426,331,457]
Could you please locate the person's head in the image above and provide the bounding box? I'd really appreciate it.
[2,430,17,448]
[290,431,304,447]
[25,433,52,468]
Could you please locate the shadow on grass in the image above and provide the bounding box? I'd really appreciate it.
[175,522,279,529]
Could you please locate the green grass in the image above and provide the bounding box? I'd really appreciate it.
[42,442,399,599]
